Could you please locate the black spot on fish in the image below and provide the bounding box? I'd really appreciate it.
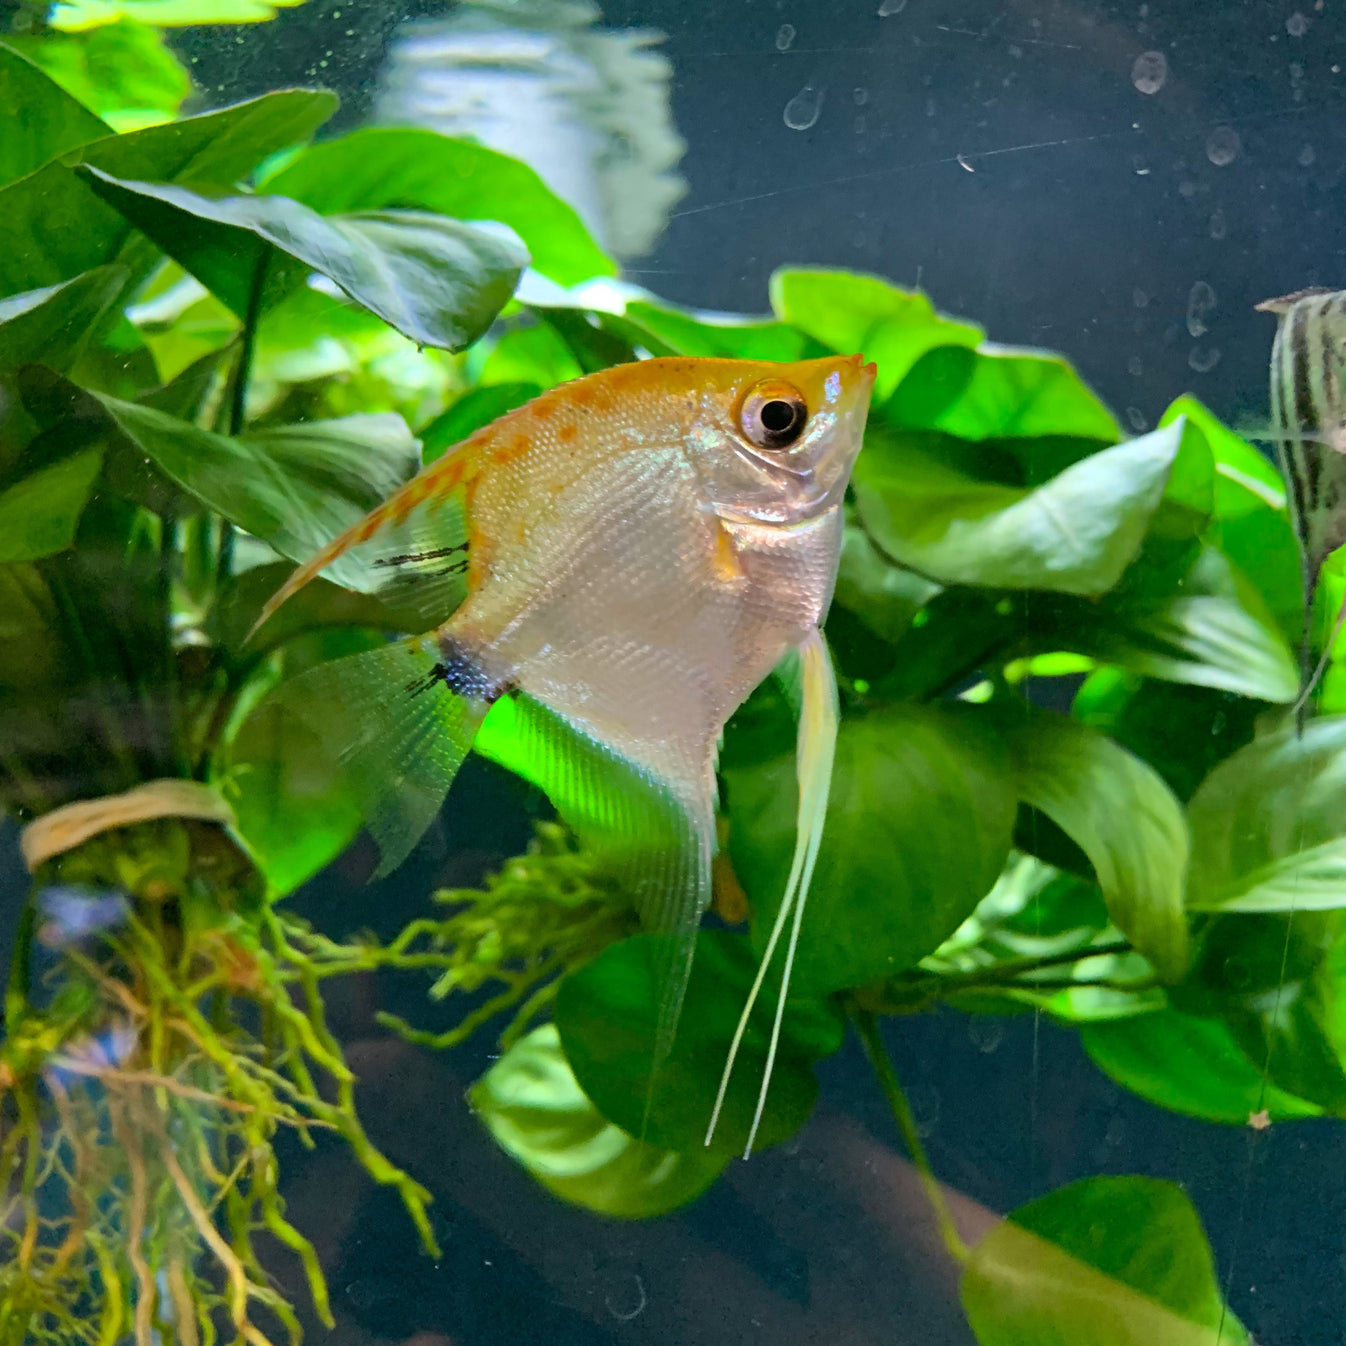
[406,634,509,704]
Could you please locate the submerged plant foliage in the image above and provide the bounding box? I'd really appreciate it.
[0,4,1342,1344]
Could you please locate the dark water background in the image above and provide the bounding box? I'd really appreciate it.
[8,1,1346,1341]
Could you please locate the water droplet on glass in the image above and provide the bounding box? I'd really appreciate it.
[1286,11,1310,36]
[854,87,869,105]
[1131,50,1168,95]
[783,84,824,130]
[878,0,907,14]
[1187,280,1217,337]
[1209,207,1228,240]
[1206,125,1241,166]
[1299,143,1317,166]
[1133,287,1150,308]
[1178,179,1197,198]
[968,1017,1004,1054]
[775,22,795,51]
[1189,345,1222,373]
[1127,354,1144,376]
[908,1083,941,1137]
[1127,406,1149,432]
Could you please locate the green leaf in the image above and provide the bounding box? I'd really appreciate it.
[262,127,614,287]
[1083,1008,1321,1124]
[49,0,308,29]
[831,522,942,643]
[59,390,422,574]
[983,704,1189,980]
[619,297,819,362]
[223,681,362,896]
[1072,670,1259,803]
[0,89,337,300]
[887,341,1121,443]
[726,702,1017,996]
[0,265,127,373]
[420,383,541,464]
[1056,539,1299,704]
[770,266,981,400]
[853,421,1182,596]
[80,169,528,351]
[1187,717,1346,912]
[0,448,102,562]
[555,930,842,1156]
[479,322,583,390]
[962,1177,1248,1346]
[472,1024,727,1217]
[7,20,191,133]
[1180,913,1346,1114]
[1159,395,1284,517]
[0,42,109,189]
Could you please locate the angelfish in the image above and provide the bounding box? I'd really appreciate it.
[251,353,875,1152]
[1258,288,1346,715]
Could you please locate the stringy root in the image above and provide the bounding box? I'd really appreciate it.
[0,821,436,1346]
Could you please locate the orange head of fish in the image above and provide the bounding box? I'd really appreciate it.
[679,353,876,527]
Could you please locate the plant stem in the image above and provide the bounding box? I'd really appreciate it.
[927,939,1135,993]
[228,253,267,438]
[850,1005,970,1265]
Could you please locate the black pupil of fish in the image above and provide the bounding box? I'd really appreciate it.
[760,398,802,437]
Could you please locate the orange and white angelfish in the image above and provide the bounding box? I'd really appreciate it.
[251,353,876,1155]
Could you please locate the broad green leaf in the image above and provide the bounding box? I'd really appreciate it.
[1159,395,1283,517]
[1055,539,1299,704]
[620,298,818,362]
[0,42,109,188]
[263,127,614,287]
[962,1177,1248,1346]
[983,704,1189,980]
[472,1025,727,1217]
[479,323,583,390]
[64,392,422,575]
[0,265,127,373]
[49,0,307,28]
[1187,717,1346,912]
[887,341,1121,443]
[7,20,190,133]
[555,930,842,1156]
[0,449,102,562]
[1083,1008,1321,1124]
[831,522,942,643]
[770,267,981,400]
[1149,414,1214,541]
[80,170,528,351]
[223,682,361,896]
[853,422,1181,596]
[420,383,540,463]
[535,305,637,374]
[0,89,337,300]
[1073,671,1259,803]
[727,702,1017,996]
[1180,913,1346,1114]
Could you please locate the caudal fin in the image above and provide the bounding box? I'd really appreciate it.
[705,627,839,1158]
[272,637,489,876]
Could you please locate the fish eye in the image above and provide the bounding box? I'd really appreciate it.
[740,382,808,450]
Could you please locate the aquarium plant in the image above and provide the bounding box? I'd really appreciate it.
[2,6,1344,1345]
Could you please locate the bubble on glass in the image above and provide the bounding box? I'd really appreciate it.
[1299,143,1317,166]
[908,1082,941,1137]
[783,84,824,130]
[1131,50,1168,95]
[877,0,907,14]
[775,22,796,51]
[1187,280,1217,338]
[1189,345,1222,373]
[854,87,869,105]
[1127,354,1144,376]
[1286,11,1310,36]
[1209,207,1228,240]
[1206,125,1242,166]
[968,1017,1004,1054]
[1126,406,1149,432]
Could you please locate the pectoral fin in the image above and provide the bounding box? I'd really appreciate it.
[270,636,490,876]
[706,626,839,1157]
